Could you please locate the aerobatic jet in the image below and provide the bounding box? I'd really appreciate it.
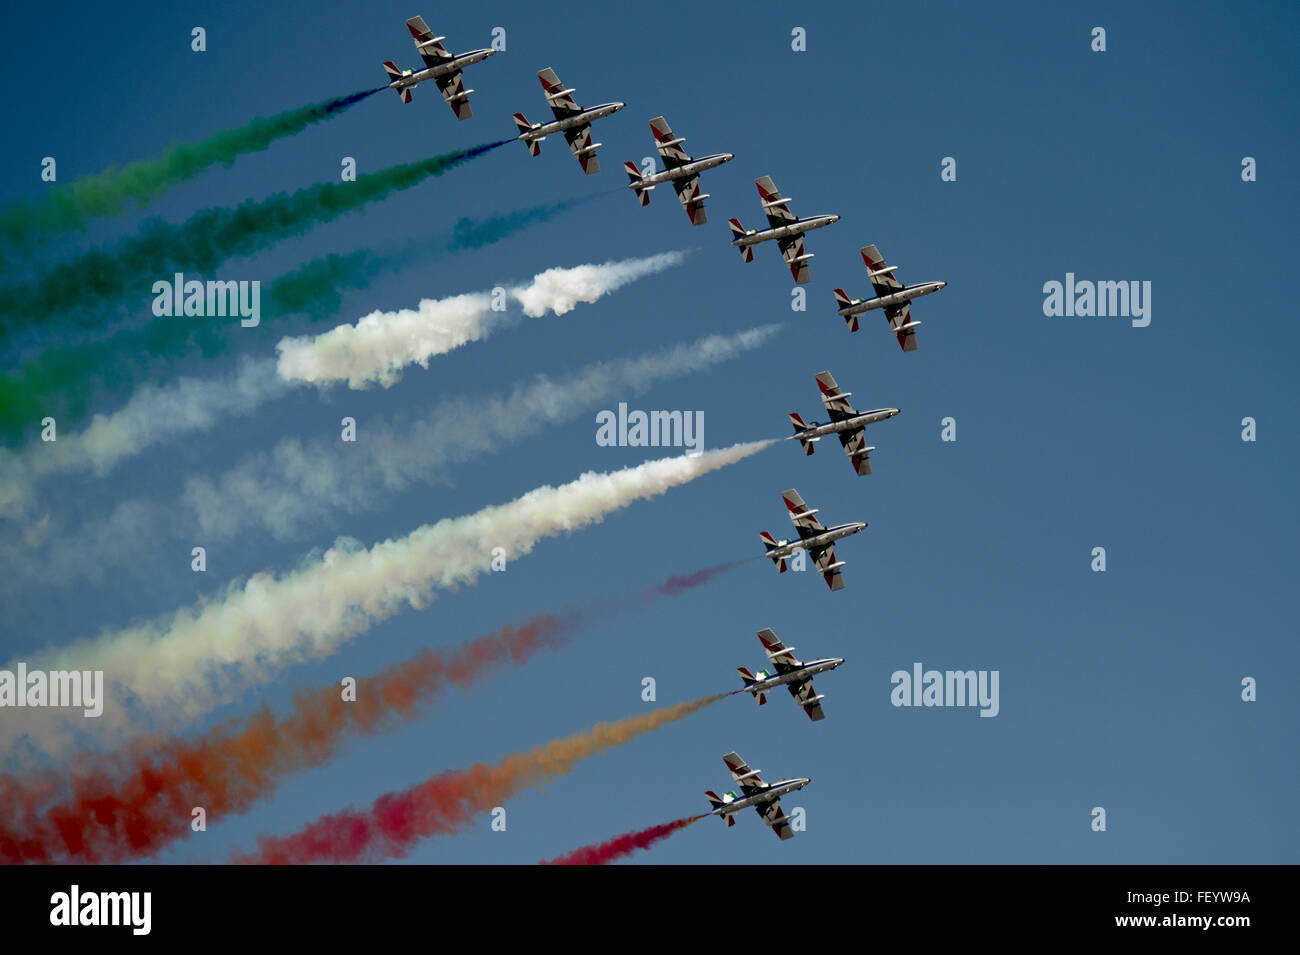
[382,17,496,119]
[622,116,733,225]
[759,488,865,592]
[738,629,844,722]
[833,244,947,351]
[728,176,839,284]
[513,68,625,174]
[705,751,810,840]
[788,370,900,476]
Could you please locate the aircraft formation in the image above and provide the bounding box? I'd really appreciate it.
[379,14,951,845]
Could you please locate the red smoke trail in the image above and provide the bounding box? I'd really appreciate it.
[231,696,726,864]
[540,814,706,865]
[0,562,730,864]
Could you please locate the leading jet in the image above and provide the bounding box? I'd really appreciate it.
[513,68,625,174]
[738,628,844,722]
[728,176,839,284]
[622,116,733,225]
[382,16,496,120]
[705,751,810,840]
[759,488,865,592]
[833,244,947,351]
[788,370,900,477]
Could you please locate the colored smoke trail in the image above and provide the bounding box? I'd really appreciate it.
[0,441,774,763]
[232,695,729,864]
[0,613,573,863]
[0,559,733,863]
[540,815,706,865]
[0,195,595,446]
[0,140,511,336]
[0,87,384,249]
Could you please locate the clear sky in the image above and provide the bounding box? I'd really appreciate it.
[0,0,1296,864]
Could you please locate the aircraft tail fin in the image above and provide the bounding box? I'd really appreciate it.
[728,218,754,262]
[623,162,652,205]
[513,113,542,156]
[758,532,787,573]
[789,413,817,455]
[383,62,412,103]
[705,790,734,823]
[736,667,767,705]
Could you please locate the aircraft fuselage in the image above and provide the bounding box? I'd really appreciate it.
[732,214,840,248]
[711,778,811,816]
[768,522,866,558]
[796,408,899,441]
[632,153,734,188]
[518,102,626,141]
[839,281,946,316]
[747,659,844,694]
[388,48,496,90]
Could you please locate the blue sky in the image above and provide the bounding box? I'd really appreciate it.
[0,0,1296,863]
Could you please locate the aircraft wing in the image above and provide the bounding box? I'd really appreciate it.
[722,751,767,797]
[650,116,691,169]
[757,795,796,840]
[434,70,474,120]
[407,17,454,68]
[672,174,709,225]
[788,678,827,722]
[778,234,812,285]
[756,176,797,228]
[538,67,584,120]
[782,488,826,539]
[886,301,918,352]
[564,123,600,174]
[837,427,873,476]
[862,244,905,296]
[810,542,846,591]
[815,371,857,421]
[757,628,803,673]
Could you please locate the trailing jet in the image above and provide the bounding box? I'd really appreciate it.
[789,370,900,476]
[759,488,865,592]
[728,176,839,284]
[513,68,625,174]
[382,17,496,120]
[622,117,733,225]
[705,751,810,840]
[833,244,947,351]
[738,629,844,722]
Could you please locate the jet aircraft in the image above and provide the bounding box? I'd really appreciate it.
[382,16,495,119]
[728,176,839,284]
[759,488,865,591]
[622,116,733,225]
[513,68,625,174]
[738,628,844,721]
[833,244,947,351]
[705,751,810,840]
[788,370,900,476]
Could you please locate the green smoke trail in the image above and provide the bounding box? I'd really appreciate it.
[0,196,596,444]
[0,140,511,338]
[0,87,384,249]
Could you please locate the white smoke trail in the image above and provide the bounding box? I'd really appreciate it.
[184,325,781,540]
[0,440,773,763]
[275,251,690,389]
[0,357,286,521]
